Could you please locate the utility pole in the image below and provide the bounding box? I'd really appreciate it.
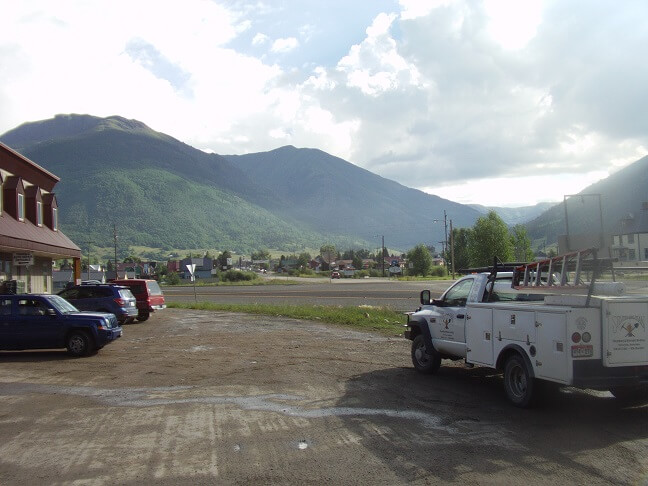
[87,242,91,280]
[449,219,455,279]
[113,223,118,278]
[382,235,385,277]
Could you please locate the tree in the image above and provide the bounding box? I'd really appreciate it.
[451,227,472,271]
[251,249,270,261]
[511,225,534,262]
[297,252,311,268]
[352,254,363,271]
[408,244,433,276]
[468,211,513,267]
[320,244,337,270]
[216,250,232,268]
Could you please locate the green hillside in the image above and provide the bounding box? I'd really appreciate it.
[225,146,483,249]
[1,115,359,252]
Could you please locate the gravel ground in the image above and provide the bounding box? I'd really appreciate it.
[0,308,646,485]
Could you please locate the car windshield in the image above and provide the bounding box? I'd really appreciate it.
[44,295,79,314]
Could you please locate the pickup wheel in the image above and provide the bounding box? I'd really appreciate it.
[136,311,150,322]
[411,334,441,374]
[66,331,94,357]
[503,354,536,408]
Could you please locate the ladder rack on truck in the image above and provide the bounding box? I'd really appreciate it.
[511,248,617,298]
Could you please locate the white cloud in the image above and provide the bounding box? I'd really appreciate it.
[1,0,648,208]
[271,37,299,53]
[252,33,269,46]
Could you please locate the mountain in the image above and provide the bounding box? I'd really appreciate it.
[224,146,482,250]
[524,155,648,246]
[0,115,341,252]
[1,114,482,253]
[470,202,558,226]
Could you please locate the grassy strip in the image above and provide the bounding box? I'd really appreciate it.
[167,302,406,336]
[165,278,302,287]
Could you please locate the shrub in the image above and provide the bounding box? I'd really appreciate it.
[429,266,447,277]
[220,270,257,282]
[165,272,181,285]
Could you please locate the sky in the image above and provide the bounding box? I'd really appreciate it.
[1,0,647,207]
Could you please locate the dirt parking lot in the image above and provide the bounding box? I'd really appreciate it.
[0,309,646,485]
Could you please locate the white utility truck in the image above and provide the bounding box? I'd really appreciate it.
[404,250,648,407]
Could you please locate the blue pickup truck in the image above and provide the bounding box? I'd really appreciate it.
[0,294,122,357]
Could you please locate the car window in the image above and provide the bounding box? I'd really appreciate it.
[443,278,474,307]
[0,298,12,315]
[119,289,134,299]
[77,288,93,299]
[59,288,79,299]
[45,295,78,314]
[146,281,162,295]
[17,299,48,316]
[99,288,113,297]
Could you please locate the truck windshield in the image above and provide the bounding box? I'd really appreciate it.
[44,295,79,314]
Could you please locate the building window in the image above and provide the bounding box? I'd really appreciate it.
[17,193,25,221]
[644,248,648,259]
[629,249,636,260]
[37,201,43,226]
[52,208,58,231]
[627,233,635,244]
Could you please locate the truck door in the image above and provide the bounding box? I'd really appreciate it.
[0,297,19,349]
[434,277,474,349]
[16,298,61,348]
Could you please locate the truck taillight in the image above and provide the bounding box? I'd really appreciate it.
[114,298,125,306]
[582,332,591,343]
[571,332,581,343]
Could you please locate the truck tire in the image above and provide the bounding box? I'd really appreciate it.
[411,334,441,374]
[609,386,648,404]
[137,311,150,322]
[503,354,536,408]
[66,331,94,357]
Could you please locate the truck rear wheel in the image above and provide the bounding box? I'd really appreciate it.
[411,334,441,374]
[137,311,150,322]
[503,354,536,408]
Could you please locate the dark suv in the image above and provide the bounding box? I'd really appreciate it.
[58,284,138,324]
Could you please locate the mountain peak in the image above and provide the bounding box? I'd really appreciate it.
[0,114,158,150]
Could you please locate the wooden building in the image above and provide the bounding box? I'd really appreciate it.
[0,141,81,293]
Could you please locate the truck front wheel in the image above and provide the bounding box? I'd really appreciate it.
[411,334,441,374]
[503,354,536,408]
[66,331,94,357]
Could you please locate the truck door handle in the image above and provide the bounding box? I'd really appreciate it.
[457,314,465,319]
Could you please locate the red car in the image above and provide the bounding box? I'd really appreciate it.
[111,279,166,322]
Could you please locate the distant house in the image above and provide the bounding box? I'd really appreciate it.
[178,257,214,279]
[611,202,648,265]
[0,142,81,293]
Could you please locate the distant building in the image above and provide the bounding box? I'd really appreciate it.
[611,202,648,265]
[0,142,81,293]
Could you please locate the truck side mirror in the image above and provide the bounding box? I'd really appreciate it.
[420,290,432,305]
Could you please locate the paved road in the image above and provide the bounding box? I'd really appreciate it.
[163,279,452,312]
[163,277,648,312]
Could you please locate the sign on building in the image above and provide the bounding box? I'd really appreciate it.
[13,253,34,266]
